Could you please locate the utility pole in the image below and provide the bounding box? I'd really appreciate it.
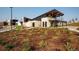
[10,7,13,30]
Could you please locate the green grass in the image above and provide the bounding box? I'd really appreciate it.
[16,25,22,31]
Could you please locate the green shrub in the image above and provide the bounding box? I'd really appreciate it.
[16,25,22,31]
[0,39,6,46]
[5,44,15,50]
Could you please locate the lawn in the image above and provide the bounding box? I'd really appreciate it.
[0,28,79,51]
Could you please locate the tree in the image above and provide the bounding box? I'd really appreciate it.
[72,19,75,23]
[3,21,8,26]
[75,18,78,22]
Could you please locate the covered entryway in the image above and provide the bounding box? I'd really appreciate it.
[49,20,59,27]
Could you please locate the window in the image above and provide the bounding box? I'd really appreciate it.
[45,22,47,27]
[43,22,44,27]
[43,22,47,27]
[32,22,35,27]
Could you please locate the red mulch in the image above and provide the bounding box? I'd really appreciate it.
[0,28,79,51]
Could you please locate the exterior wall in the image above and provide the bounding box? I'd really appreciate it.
[22,17,67,28]
[23,20,41,28]
[41,17,51,27]
[58,22,62,26]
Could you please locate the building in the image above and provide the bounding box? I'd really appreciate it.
[10,19,18,25]
[22,9,67,28]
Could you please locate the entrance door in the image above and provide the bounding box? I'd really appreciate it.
[51,21,53,27]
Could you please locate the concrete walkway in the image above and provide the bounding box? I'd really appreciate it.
[0,26,16,33]
[63,26,79,33]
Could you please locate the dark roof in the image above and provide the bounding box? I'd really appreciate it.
[24,9,64,21]
[24,17,33,21]
[23,17,35,22]
[33,9,64,20]
[24,17,32,20]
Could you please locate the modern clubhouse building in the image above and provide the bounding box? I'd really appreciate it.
[22,9,67,28]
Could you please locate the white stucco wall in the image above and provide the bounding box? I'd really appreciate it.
[23,17,54,28]
[22,17,65,28]
[41,17,51,27]
[23,20,41,28]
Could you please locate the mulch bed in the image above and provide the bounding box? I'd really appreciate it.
[0,28,79,51]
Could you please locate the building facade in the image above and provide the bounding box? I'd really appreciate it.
[22,9,67,28]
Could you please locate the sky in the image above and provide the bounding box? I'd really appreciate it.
[0,7,79,21]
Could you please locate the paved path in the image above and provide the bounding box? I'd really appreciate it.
[63,26,79,33]
[0,26,16,33]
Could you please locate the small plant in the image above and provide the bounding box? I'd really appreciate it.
[64,40,76,51]
[40,35,46,40]
[12,35,17,40]
[5,44,15,50]
[39,40,47,48]
[22,39,32,51]
[16,25,22,31]
[0,39,6,46]
[44,30,48,35]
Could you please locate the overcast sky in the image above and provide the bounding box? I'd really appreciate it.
[0,7,79,21]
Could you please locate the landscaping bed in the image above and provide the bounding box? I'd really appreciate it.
[0,28,79,51]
